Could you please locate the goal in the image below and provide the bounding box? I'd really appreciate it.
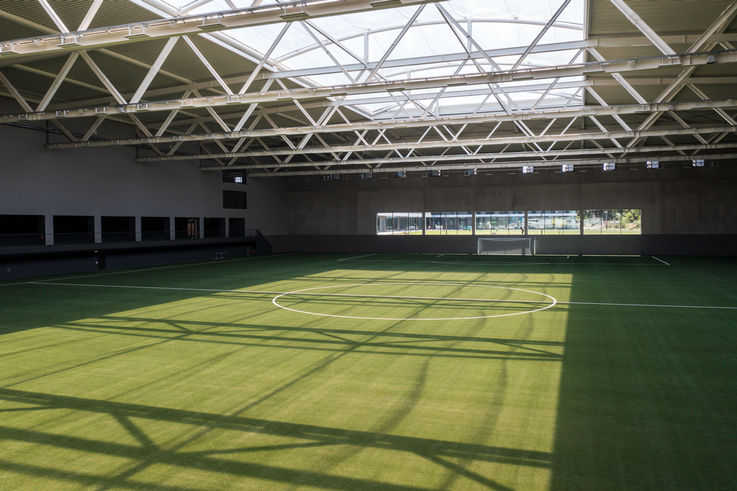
[477,237,534,255]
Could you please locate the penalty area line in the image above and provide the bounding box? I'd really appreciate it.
[652,256,671,266]
[337,253,377,262]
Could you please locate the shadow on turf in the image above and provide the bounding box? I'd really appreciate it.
[549,258,737,489]
[54,314,563,362]
[0,387,551,490]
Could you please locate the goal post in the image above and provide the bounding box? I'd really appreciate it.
[477,237,535,255]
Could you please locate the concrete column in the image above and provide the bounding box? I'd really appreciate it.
[579,209,585,236]
[524,211,529,236]
[225,217,230,238]
[94,215,102,244]
[199,217,205,239]
[471,211,476,235]
[45,215,54,246]
[169,217,176,240]
[135,216,142,242]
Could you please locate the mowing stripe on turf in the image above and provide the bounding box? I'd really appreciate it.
[27,281,737,311]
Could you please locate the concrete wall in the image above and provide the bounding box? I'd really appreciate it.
[285,165,737,236]
[0,124,288,236]
[272,164,737,255]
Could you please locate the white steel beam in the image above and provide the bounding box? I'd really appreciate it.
[36,53,79,111]
[136,124,737,162]
[78,0,104,31]
[45,98,737,149]
[512,0,571,71]
[80,52,127,104]
[609,0,675,56]
[0,71,32,111]
[130,37,180,104]
[199,142,737,171]
[244,152,737,176]
[9,49,737,124]
[37,0,69,33]
[0,0,443,59]
[182,36,233,95]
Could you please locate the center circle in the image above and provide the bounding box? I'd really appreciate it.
[271,282,557,321]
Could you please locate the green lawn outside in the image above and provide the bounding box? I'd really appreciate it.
[1,254,735,489]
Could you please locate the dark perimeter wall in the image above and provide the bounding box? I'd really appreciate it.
[270,164,737,255]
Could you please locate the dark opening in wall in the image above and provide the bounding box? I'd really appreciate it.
[142,217,170,241]
[204,217,226,238]
[175,217,199,239]
[53,215,94,244]
[101,216,135,243]
[0,214,45,246]
[223,190,247,209]
[229,217,245,238]
[223,169,246,184]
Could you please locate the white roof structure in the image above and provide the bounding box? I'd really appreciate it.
[1,0,736,177]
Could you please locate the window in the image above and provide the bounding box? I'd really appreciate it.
[583,209,641,234]
[101,216,135,243]
[528,210,580,234]
[0,214,45,246]
[376,209,641,236]
[376,213,423,235]
[204,218,226,238]
[475,211,525,235]
[425,212,473,235]
[175,217,199,240]
[223,170,246,184]
[53,215,94,244]
[223,190,247,209]
[229,217,246,238]
[141,217,170,241]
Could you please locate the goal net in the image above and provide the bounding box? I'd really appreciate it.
[477,237,534,255]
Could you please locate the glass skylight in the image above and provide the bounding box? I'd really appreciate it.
[134,0,585,119]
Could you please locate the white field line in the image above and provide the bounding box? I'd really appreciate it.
[337,253,377,262]
[0,253,289,287]
[652,256,671,266]
[342,257,663,266]
[0,281,36,287]
[272,282,557,321]
[27,280,737,311]
[28,281,284,295]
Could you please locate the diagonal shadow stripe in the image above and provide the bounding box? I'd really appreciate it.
[0,388,551,469]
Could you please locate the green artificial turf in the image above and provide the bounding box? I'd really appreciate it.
[0,253,736,489]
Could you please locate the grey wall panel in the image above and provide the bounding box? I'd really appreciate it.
[0,125,288,234]
[286,165,737,236]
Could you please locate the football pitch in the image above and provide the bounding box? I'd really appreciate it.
[1,253,736,490]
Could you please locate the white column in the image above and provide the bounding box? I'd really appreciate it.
[135,216,142,241]
[94,215,102,243]
[169,216,176,240]
[45,215,54,245]
[225,217,230,238]
[199,217,205,239]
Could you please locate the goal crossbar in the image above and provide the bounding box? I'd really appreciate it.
[477,237,534,255]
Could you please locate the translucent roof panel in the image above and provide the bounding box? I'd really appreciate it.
[138,0,585,118]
